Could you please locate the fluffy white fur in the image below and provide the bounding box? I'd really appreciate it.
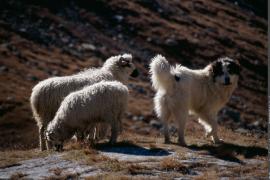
[30,54,136,150]
[46,81,128,151]
[150,55,239,146]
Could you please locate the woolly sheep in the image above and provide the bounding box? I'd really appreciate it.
[30,54,138,150]
[45,81,128,151]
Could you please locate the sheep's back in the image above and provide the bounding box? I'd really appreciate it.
[30,69,114,123]
[58,81,128,126]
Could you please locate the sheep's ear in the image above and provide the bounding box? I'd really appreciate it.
[119,57,130,67]
[174,75,180,82]
[119,57,129,66]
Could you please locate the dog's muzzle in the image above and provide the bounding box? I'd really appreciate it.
[130,69,139,77]
[223,77,231,85]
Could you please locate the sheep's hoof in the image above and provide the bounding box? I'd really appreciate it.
[164,139,171,144]
[212,138,224,144]
[177,141,187,147]
[109,139,116,145]
[177,142,187,147]
[54,144,63,152]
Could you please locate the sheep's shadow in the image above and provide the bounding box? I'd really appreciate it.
[188,142,267,164]
[95,141,171,156]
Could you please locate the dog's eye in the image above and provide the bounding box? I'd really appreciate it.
[174,75,180,82]
[228,63,240,75]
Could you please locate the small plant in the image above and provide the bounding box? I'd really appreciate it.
[101,159,124,172]
[10,172,27,180]
[49,167,63,176]
[160,157,190,174]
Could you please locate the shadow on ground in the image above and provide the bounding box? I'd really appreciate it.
[189,142,268,164]
[95,141,171,156]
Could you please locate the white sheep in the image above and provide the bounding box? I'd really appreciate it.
[45,81,128,151]
[30,54,138,150]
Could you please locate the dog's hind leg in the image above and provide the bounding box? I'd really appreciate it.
[174,109,188,146]
[160,109,171,144]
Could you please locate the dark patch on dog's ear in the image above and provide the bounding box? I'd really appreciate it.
[228,61,241,75]
[211,60,223,81]
[174,75,180,82]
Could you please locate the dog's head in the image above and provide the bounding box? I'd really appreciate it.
[211,57,240,86]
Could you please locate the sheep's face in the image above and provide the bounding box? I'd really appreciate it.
[211,57,240,86]
[50,140,63,151]
[45,131,63,151]
[117,54,139,78]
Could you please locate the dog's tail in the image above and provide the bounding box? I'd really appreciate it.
[149,54,173,91]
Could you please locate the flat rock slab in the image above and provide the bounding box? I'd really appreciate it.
[0,153,100,179]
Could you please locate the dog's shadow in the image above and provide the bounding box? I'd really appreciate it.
[94,141,171,156]
[188,142,268,164]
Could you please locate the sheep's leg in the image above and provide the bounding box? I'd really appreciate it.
[109,121,119,145]
[44,122,52,150]
[39,125,46,151]
[46,138,52,150]
[75,131,85,142]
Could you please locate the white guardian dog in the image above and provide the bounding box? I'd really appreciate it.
[150,55,240,146]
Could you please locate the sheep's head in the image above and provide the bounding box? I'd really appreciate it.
[45,130,64,151]
[103,54,139,82]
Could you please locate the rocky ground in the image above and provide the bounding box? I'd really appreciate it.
[0,0,267,179]
[0,126,268,179]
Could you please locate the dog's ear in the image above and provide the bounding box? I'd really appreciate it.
[210,60,223,82]
[228,60,241,75]
[211,60,222,74]
[174,75,180,82]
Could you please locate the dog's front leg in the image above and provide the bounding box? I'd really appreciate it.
[205,115,223,144]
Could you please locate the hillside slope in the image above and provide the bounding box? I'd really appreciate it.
[0,0,267,150]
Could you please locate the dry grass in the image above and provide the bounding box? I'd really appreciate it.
[62,148,104,166]
[127,164,149,175]
[49,167,63,176]
[88,173,134,180]
[10,172,27,180]
[194,170,219,180]
[160,157,190,174]
[0,149,49,168]
[45,172,79,180]
[101,159,126,172]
